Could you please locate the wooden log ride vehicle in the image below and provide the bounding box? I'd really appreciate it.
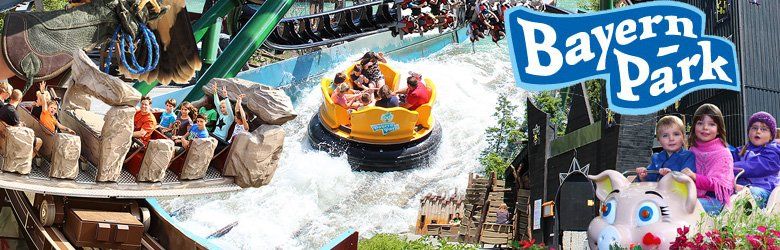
[0,50,291,198]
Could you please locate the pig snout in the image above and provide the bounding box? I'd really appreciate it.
[595,225,631,250]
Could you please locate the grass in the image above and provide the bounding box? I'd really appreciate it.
[358,234,477,250]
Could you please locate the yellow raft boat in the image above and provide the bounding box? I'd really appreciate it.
[307,63,441,171]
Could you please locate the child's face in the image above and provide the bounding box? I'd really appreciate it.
[695,115,718,142]
[196,118,206,129]
[220,102,228,114]
[749,121,772,146]
[165,103,174,112]
[658,126,683,153]
[180,106,190,116]
[48,103,58,114]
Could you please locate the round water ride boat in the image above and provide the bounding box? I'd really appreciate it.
[307,63,441,171]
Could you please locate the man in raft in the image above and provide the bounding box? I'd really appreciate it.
[394,73,431,110]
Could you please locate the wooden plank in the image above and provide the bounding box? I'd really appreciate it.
[480,236,509,245]
[482,230,512,238]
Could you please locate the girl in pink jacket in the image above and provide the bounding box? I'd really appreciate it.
[684,104,734,216]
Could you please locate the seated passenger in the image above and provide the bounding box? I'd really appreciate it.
[133,96,157,146]
[231,94,249,143]
[636,116,695,182]
[449,212,461,225]
[0,88,42,155]
[331,83,360,109]
[212,84,234,141]
[351,93,374,111]
[359,52,387,87]
[174,101,196,137]
[350,67,373,92]
[158,98,177,136]
[496,203,510,225]
[685,104,734,216]
[395,75,431,110]
[375,85,399,108]
[333,72,347,89]
[198,95,218,132]
[40,99,75,134]
[173,114,210,149]
[733,112,780,209]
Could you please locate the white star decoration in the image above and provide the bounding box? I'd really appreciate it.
[559,157,590,185]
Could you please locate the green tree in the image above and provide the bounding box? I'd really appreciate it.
[480,94,525,179]
[578,0,600,11]
[533,90,567,136]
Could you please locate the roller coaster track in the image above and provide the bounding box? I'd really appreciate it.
[264,0,400,50]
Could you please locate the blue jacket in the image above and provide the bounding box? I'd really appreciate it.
[642,149,696,182]
[732,141,780,191]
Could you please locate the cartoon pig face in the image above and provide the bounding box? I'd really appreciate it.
[587,170,706,250]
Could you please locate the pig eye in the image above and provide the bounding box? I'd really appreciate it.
[601,199,617,224]
[636,202,661,226]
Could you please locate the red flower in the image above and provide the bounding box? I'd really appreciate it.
[759,226,768,233]
[520,239,536,249]
[694,233,704,244]
[771,229,780,238]
[748,234,763,249]
[678,226,690,236]
[643,232,662,246]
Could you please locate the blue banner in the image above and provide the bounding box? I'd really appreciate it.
[505,2,740,115]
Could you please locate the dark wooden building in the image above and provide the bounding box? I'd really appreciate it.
[670,0,780,145]
[517,83,655,246]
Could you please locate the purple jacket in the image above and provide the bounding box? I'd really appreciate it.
[733,141,780,191]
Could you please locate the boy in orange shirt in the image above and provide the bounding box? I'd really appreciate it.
[40,99,75,134]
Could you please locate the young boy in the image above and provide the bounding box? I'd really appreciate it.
[40,99,75,134]
[636,115,696,182]
[158,98,177,135]
[174,114,210,150]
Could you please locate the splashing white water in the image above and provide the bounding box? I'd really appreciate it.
[158,40,527,249]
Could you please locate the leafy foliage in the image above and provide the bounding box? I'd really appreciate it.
[480,94,526,179]
[533,90,568,136]
[358,234,477,250]
[578,0,600,11]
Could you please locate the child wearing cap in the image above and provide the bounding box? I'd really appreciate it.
[733,111,780,209]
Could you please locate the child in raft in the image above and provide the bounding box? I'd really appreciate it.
[211,84,234,141]
[158,98,177,136]
[685,104,734,215]
[331,83,361,110]
[230,94,249,143]
[40,98,75,134]
[174,101,196,137]
[732,112,780,209]
[173,114,210,149]
[636,115,696,182]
